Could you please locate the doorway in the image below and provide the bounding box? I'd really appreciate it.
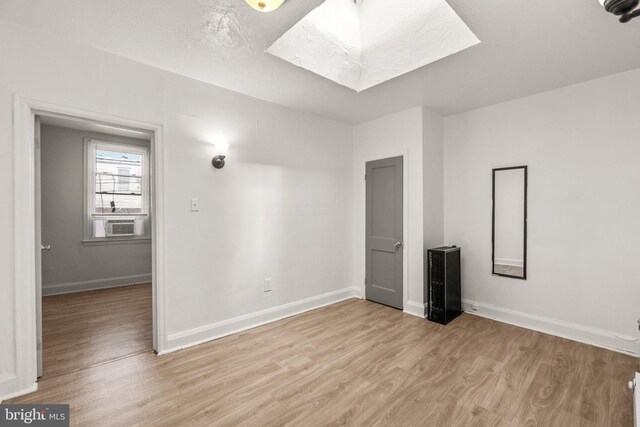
[365,156,404,309]
[13,97,165,393]
[36,115,154,378]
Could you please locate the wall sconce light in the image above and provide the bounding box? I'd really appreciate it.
[212,142,230,169]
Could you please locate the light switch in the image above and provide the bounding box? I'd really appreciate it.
[190,198,200,212]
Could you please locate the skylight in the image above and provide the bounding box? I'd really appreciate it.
[266,0,480,92]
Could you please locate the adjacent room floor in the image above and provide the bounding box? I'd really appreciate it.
[10,297,638,426]
[40,283,152,378]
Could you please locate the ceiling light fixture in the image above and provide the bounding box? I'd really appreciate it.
[244,0,286,13]
[599,0,640,22]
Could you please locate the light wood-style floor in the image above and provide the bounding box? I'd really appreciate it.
[40,283,152,378]
[10,290,639,426]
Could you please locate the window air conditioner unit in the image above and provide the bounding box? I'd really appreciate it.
[106,218,136,237]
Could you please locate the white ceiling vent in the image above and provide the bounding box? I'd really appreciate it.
[266,0,480,92]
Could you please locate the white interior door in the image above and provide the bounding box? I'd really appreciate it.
[34,116,43,378]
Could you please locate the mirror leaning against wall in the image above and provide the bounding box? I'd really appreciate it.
[492,166,528,280]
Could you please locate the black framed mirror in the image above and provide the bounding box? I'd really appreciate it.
[492,166,527,280]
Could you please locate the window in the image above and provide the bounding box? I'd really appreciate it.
[116,166,132,193]
[85,139,149,241]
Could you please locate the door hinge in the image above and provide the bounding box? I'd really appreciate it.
[34,138,40,149]
[364,174,367,180]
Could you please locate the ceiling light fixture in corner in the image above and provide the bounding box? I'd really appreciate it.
[244,0,286,13]
[599,0,640,22]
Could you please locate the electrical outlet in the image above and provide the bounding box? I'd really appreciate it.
[264,278,272,292]
[190,198,200,212]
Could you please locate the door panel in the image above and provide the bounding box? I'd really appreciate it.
[371,165,396,237]
[366,156,403,309]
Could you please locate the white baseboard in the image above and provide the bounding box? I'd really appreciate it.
[494,258,524,268]
[404,300,425,318]
[462,299,640,357]
[0,376,37,403]
[42,273,152,296]
[348,286,424,318]
[160,287,361,355]
[0,375,16,402]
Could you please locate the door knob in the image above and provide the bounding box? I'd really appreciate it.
[41,244,51,251]
[394,241,403,249]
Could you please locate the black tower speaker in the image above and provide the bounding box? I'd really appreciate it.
[426,246,461,325]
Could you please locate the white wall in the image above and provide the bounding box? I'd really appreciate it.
[444,69,640,355]
[422,108,445,255]
[353,106,427,316]
[40,125,152,295]
[0,20,354,398]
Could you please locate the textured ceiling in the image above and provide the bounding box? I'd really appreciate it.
[266,0,480,92]
[1,0,639,124]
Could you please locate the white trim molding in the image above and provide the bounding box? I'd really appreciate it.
[462,299,640,357]
[82,237,151,246]
[0,376,17,402]
[0,377,37,403]
[632,372,639,427]
[9,95,166,402]
[12,95,38,400]
[404,300,425,318]
[42,274,152,296]
[161,287,361,354]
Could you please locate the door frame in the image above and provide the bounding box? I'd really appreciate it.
[12,95,166,394]
[360,151,409,313]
